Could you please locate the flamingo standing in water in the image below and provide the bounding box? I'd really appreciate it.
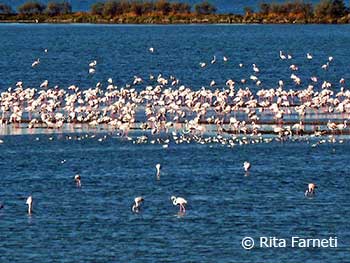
[74,174,81,187]
[305,183,317,197]
[155,164,161,180]
[171,196,187,213]
[132,196,144,213]
[26,196,33,214]
[243,161,251,173]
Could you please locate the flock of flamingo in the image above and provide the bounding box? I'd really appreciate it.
[15,160,316,216]
[1,47,339,215]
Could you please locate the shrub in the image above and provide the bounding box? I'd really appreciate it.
[194,1,217,15]
[18,1,46,15]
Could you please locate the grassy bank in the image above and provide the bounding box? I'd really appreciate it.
[1,12,350,24]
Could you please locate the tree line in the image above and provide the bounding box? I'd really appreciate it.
[0,0,348,20]
[0,0,217,16]
[0,1,72,15]
[255,0,348,19]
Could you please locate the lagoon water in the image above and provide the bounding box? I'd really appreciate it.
[0,24,350,262]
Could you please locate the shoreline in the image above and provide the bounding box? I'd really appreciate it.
[0,14,350,25]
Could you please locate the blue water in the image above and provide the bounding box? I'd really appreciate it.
[0,24,350,92]
[0,24,350,262]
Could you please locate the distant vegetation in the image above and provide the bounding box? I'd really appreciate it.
[249,0,350,23]
[0,0,349,24]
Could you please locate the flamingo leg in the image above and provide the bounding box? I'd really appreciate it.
[181,204,186,213]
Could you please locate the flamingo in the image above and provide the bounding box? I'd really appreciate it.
[26,195,33,214]
[211,55,216,64]
[171,196,187,213]
[306,53,312,60]
[156,164,161,180]
[305,183,317,197]
[279,50,286,60]
[132,196,144,213]
[253,64,260,73]
[74,174,81,187]
[89,60,97,67]
[32,58,40,67]
[243,161,251,172]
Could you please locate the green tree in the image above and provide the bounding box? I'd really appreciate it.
[314,0,346,18]
[0,3,13,14]
[91,2,104,15]
[331,0,347,17]
[18,1,46,15]
[46,1,72,16]
[194,1,217,15]
[102,0,123,16]
[244,6,253,16]
[130,2,143,16]
[171,2,191,14]
[259,2,270,15]
[155,0,171,15]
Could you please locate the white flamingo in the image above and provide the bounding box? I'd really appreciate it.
[243,161,251,172]
[32,58,40,67]
[74,174,81,187]
[26,195,33,214]
[132,196,144,213]
[156,164,161,180]
[305,183,317,197]
[171,196,187,213]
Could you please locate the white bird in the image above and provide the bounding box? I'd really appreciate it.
[306,53,312,60]
[211,55,216,64]
[74,174,81,187]
[107,78,113,84]
[321,62,329,70]
[279,50,286,60]
[26,196,33,214]
[149,47,154,53]
[171,196,187,213]
[328,56,333,62]
[40,80,48,88]
[199,62,206,68]
[156,163,161,180]
[89,60,97,67]
[223,56,228,62]
[243,161,251,172]
[89,68,95,74]
[210,80,216,87]
[239,63,244,68]
[310,76,318,83]
[32,58,40,67]
[305,183,317,197]
[289,64,298,71]
[44,49,48,53]
[132,196,144,213]
[252,64,259,73]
